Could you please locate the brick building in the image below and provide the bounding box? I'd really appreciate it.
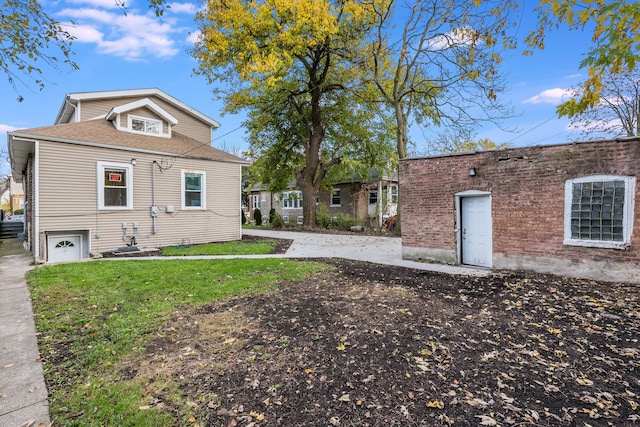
[400,137,640,284]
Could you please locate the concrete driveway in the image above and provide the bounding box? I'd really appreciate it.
[243,228,488,276]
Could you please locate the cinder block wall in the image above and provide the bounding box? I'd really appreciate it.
[399,139,640,283]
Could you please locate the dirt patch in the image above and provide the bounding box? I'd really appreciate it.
[130,259,640,426]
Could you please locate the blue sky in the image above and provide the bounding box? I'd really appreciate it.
[1,0,594,175]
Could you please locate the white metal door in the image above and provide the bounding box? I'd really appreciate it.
[48,235,81,263]
[461,196,492,267]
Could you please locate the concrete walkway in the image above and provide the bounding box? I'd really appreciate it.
[0,240,50,427]
[242,228,489,276]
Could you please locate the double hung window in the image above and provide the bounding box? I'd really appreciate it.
[331,189,341,206]
[97,162,133,209]
[283,191,302,209]
[182,170,206,209]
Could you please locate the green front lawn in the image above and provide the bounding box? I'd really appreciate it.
[28,258,325,426]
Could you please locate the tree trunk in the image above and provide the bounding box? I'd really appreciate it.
[394,102,408,160]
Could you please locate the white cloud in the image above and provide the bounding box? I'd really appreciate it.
[523,88,573,105]
[186,29,200,44]
[169,2,198,14]
[426,27,479,50]
[0,124,18,135]
[58,5,182,60]
[65,0,124,7]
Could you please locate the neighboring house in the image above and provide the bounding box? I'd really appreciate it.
[400,137,640,284]
[247,170,398,225]
[0,174,24,215]
[8,88,248,263]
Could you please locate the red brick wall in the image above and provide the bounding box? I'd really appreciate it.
[400,139,640,272]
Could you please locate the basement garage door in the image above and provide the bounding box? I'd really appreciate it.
[47,235,82,263]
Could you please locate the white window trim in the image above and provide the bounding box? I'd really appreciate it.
[181,170,206,210]
[128,114,163,136]
[330,188,341,207]
[97,161,133,210]
[389,184,399,205]
[564,175,636,249]
[282,191,303,209]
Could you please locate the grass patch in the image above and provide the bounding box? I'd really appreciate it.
[161,239,278,256]
[28,258,325,426]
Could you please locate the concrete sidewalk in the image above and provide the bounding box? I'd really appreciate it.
[243,228,489,276]
[0,240,50,427]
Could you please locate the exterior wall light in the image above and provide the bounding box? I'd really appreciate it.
[131,158,137,165]
[469,167,477,177]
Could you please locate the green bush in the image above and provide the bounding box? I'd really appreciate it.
[14,209,24,215]
[271,212,284,228]
[335,212,355,230]
[253,208,262,226]
[315,203,332,228]
[269,208,277,224]
[241,210,246,225]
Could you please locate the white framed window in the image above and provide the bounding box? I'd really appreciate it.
[252,194,260,210]
[181,170,206,209]
[129,114,161,135]
[282,191,302,209]
[97,161,133,210]
[331,188,341,206]
[390,184,398,204]
[564,175,636,249]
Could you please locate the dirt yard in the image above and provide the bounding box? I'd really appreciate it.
[127,256,640,426]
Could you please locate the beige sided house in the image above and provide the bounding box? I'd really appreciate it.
[8,88,248,263]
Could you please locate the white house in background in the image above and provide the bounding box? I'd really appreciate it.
[8,88,248,263]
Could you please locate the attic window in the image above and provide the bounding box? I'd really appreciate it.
[129,115,161,135]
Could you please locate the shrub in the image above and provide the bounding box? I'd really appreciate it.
[315,203,332,228]
[269,208,277,224]
[335,212,355,230]
[271,212,284,228]
[241,210,246,225]
[253,208,262,226]
[14,209,24,215]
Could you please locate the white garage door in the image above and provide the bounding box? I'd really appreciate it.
[48,235,82,263]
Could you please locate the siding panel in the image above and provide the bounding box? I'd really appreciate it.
[38,141,241,255]
[78,96,213,144]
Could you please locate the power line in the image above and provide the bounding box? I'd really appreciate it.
[508,115,558,143]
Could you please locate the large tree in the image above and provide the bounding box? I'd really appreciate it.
[368,0,518,160]
[421,129,512,155]
[1,0,169,101]
[568,70,640,139]
[192,0,394,226]
[526,0,640,116]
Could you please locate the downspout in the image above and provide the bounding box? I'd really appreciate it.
[377,180,383,229]
[152,161,157,234]
[34,141,40,261]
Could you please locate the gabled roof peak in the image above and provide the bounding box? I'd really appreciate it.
[106,98,179,125]
[55,88,220,128]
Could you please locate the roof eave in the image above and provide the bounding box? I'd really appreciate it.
[8,131,250,166]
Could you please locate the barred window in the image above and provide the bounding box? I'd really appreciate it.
[564,176,635,249]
